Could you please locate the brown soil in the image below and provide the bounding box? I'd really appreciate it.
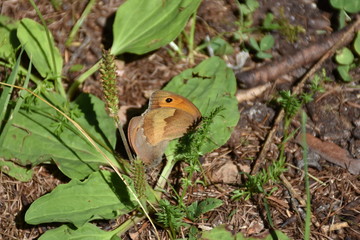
[1,0,359,239]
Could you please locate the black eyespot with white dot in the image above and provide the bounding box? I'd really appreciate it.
[165,98,173,103]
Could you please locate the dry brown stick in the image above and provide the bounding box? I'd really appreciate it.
[236,15,360,88]
[250,16,360,175]
[280,174,306,206]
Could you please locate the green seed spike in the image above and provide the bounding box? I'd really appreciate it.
[99,50,119,117]
[133,159,147,200]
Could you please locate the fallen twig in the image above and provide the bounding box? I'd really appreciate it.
[250,16,360,174]
[236,83,271,103]
[236,15,360,88]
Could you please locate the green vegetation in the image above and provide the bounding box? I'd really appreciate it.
[234,0,259,41]
[249,34,275,59]
[3,0,355,238]
[335,47,355,81]
[335,33,360,82]
[0,0,242,237]
[266,9,305,43]
[232,159,286,201]
[231,69,328,232]
[329,0,360,28]
[328,0,360,82]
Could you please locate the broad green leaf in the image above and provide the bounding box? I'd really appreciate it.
[111,0,201,55]
[260,35,274,51]
[344,0,360,13]
[0,160,33,182]
[246,0,260,12]
[335,47,354,65]
[249,37,260,51]
[25,171,137,227]
[354,32,360,56]
[239,0,259,15]
[0,50,33,182]
[330,0,345,9]
[209,37,234,56]
[164,57,240,158]
[239,4,252,15]
[17,18,63,79]
[263,13,280,30]
[337,65,352,82]
[200,225,238,240]
[39,223,120,240]
[0,93,118,179]
[0,15,19,63]
[199,225,290,240]
[256,52,273,59]
[187,198,223,221]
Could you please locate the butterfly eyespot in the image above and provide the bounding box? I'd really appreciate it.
[165,98,173,103]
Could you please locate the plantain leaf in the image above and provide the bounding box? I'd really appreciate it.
[0,93,118,179]
[164,56,240,158]
[25,170,137,227]
[0,160,33,182]
[199,224,290,240]
[38,223,120,240]
[111,0,201,55]
[0,15,19,63]
[17,18,63,79]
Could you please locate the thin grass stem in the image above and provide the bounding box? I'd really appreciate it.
[65,0,96,46]
[301,111,311,240]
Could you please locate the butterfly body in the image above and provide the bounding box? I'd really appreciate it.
[128,90,201,166]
